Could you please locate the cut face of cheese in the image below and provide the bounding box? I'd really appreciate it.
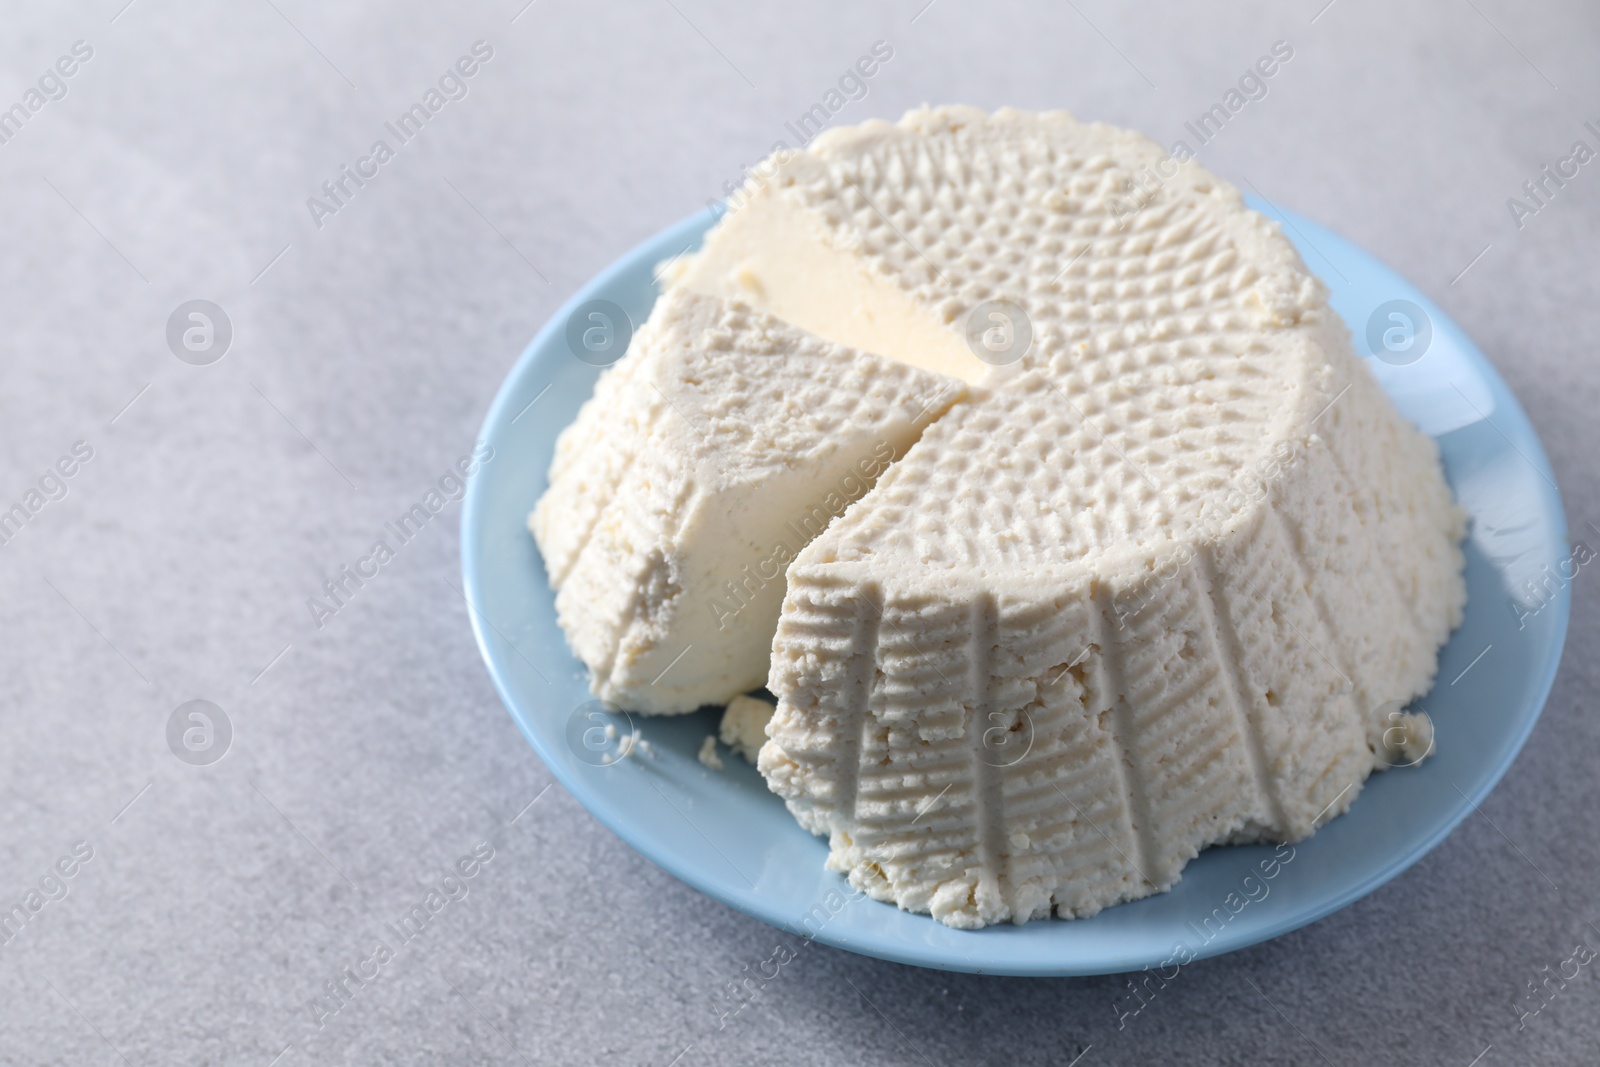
[530,288,963,713]
[665,183,979,382]
[691,106,1464,928]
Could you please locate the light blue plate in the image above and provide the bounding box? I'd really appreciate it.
[462,200,1570,976]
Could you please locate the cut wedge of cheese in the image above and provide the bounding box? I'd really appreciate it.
[531,287,964,713]
[535,106,1466,928]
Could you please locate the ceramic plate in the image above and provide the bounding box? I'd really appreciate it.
[461,199,1570,976]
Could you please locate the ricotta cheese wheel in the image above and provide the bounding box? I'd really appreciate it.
[667,107,1465,927]
[531,288,964,712]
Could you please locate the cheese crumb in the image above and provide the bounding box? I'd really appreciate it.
[719,694,776,764]
[1380,711,1435,767]
[698,736,724,771]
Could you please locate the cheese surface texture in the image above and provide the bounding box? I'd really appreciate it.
[535,106,1466,928]
[531,287,962,713]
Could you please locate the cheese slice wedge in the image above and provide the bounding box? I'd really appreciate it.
[671,106,1466,927]
[531,287,963,713]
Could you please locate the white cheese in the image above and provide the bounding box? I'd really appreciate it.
[531,287,964,713]
[697,736,724,771]
[719,694,776,764]
[536,106,1466,928]
[697,107,1464,928]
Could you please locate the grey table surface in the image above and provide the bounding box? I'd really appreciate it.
[0,0,1595,1064]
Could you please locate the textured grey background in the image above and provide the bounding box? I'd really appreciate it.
[0,0,1594,1064]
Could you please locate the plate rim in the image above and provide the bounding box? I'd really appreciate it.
[461,205,1571,976]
